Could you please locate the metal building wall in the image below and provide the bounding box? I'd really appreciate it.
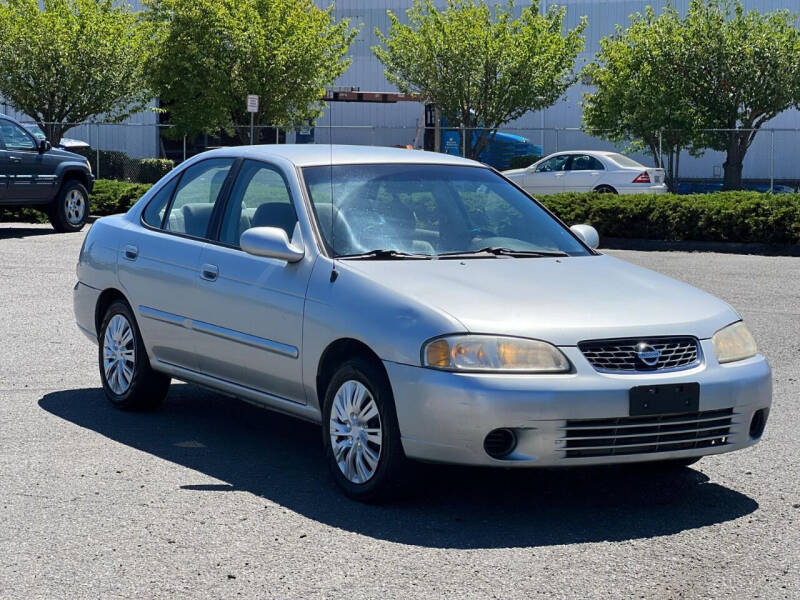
[319,0,800,180]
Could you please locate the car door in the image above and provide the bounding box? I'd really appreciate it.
[522,154,569,195]
[562,154,605,192]
[0,119,53,202]
[117,157,236,371]
[190,159,312,405]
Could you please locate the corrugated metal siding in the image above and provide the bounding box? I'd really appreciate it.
[318,0,800,178]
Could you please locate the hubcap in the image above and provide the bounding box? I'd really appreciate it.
[103,314,135,395]
[65,189,85,225]
[329,380,382,484]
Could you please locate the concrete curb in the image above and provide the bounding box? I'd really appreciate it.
[601,237,800,257]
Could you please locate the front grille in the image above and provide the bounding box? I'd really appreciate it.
[561,408,733,458]
[579,337,700,372]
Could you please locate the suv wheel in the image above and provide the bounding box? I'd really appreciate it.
[322,357,408,502]
[48,180,89,232]
[99,300,170,411]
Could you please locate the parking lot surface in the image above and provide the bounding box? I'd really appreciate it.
[1,223,798,599]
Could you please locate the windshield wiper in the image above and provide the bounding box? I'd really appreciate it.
[338,249,432,260]
[436,247,569,259]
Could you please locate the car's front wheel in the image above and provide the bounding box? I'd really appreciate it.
[322,357,407,502]
[48,180,89,232]
[98,300,170,411]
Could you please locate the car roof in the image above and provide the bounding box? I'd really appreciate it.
[200,144,485,168]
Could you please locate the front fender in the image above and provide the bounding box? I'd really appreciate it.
[301,257,467,407]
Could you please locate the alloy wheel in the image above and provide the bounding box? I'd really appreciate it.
[65,189,86,225]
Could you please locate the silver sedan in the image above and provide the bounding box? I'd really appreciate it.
[73,145,771,501]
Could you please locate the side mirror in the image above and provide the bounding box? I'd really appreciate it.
[570,224,600,250]
[240,227,304,262]
[38,139,51,154]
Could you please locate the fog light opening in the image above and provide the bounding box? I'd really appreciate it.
[749,408,768,439]
[483,428,517,459]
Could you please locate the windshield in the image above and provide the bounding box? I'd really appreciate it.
[302,164,590,258]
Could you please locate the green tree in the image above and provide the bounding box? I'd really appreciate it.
[585,0,800,191]
[0,0,151,145]
[373,0,586,160]
[583,6,697,192]
[681,0,800,190]
[144,0,357,141]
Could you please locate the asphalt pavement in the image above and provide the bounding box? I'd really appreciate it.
[1,223,798,599]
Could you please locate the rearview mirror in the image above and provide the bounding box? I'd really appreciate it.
[240,227,304,262]
[38,139,51,154]
[570,224,600,250]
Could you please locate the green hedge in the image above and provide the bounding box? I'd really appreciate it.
[539,192,800,246]
[91,180,152,216]
[71,149,174,184]
[2,181,799,246]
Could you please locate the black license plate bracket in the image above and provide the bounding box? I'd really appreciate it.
[629,382,700,416]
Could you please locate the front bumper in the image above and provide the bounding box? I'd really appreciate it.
[386,341,771,467]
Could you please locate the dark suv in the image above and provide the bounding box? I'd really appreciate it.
[0,114,94,232]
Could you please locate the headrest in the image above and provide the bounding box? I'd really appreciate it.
[251,202,297,238]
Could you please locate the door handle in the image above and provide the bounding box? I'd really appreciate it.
[201,263,219,281]
[555,173,565,178]
[9,156,21,163]
[124,245,139,260]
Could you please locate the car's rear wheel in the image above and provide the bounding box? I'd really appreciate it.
[321,357,407,502]
[48,180,89,232]
[98,300,170,411]
[594,184,618,194]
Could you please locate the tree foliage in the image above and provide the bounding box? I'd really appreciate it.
[373,0,586,159]
[585,0,800,190]
[680,0,800,190]
[144,0,357,141]
[0,0,151,144]
[583,6,696,191]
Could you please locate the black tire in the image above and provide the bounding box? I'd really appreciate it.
[98,300,170,411]
[48,179,89,232]
[321,357,408,502]
[594,185,618,194]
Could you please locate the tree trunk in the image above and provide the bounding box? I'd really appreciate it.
[722,132,747,191]
[41,122,65,147]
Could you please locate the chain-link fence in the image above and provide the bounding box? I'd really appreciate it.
[18,121,800,191]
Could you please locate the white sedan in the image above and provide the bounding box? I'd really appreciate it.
[503,151,667,195]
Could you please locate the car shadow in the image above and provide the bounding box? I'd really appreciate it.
[39,385,758,549]
[0,225,57,239]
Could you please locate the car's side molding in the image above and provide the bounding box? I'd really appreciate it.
[138,305,299,359]
[152,359,321,424]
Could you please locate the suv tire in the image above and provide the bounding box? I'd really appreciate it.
[48,179,89,232]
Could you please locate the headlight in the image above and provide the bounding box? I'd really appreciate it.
[85,158,93,175]
[712,322,757,364]
[422,335,570,373]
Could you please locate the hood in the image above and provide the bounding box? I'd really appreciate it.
[342,254,739,346]
[48,147,88,161]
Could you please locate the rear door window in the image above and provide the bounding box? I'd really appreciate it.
[163,158,234,238]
